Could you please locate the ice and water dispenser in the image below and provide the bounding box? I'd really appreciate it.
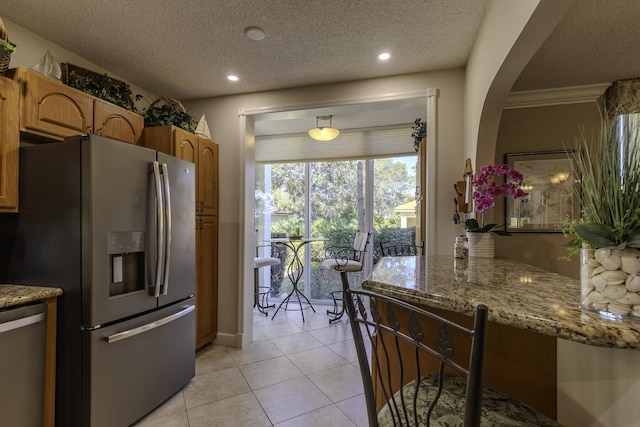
[108,232,145,297]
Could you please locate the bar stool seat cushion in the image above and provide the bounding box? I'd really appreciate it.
[321,259,363,272]
[254,256,280,269]
[377,372,559,427]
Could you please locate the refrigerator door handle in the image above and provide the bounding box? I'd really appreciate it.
[161,163,172,295]
[153,161,165,298]
[104,305,195,343]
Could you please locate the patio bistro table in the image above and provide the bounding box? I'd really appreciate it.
[266,237,327,322]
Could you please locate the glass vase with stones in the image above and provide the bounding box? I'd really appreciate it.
[581,246,640,319]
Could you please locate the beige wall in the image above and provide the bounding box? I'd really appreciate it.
[494,102,602,279]
[3,18,157,109]
[466,0,573,169]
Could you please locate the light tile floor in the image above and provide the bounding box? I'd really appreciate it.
[134,306,368,427]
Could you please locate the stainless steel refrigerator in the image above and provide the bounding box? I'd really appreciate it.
[1,134,196,427]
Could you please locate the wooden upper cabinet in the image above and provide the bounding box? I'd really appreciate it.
[197,138,218,216]
[143,125,218,215]
[8,67,143,144]
[173,127,198,164]
[94,99,143,145]
[0,76,19,212]
[10,67,93,140]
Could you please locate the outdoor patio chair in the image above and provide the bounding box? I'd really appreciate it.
[321,230,371,323]
[379,240,425,257]
[253,231,281,316]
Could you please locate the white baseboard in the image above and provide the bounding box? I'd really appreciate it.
[212,332,239,348]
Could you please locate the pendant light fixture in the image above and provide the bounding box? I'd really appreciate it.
[308,115,340,141]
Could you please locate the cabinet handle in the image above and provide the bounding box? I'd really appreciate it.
[87,125,93,134]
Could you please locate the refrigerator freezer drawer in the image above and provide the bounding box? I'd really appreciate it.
[82,299,195,427]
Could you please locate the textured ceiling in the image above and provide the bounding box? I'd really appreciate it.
[514,0,640,91]
[4,0,640,136]
[0,0,486,100]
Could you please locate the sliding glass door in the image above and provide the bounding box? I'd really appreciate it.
[255,155,416,303]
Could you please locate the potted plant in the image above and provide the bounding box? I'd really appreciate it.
[0,17,16,73]
[464,163,528,257]
[143,96,197,133]
[564,112,640,318]
[411,118,426,151]
[63,67,142,112]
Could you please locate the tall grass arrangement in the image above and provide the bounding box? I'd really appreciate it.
[564,111,640,255]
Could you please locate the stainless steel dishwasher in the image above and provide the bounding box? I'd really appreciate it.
[0,302,47,427]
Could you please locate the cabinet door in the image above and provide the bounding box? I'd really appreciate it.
[19,68,93,140]
[0,77,19,212]
[94,99,144,145]
[197,139,219,216]
[195,215,218,349]
[172,127,198,164]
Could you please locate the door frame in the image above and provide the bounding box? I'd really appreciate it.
[238,90,437,347]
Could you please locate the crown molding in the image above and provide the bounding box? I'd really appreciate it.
[504,83,611,109]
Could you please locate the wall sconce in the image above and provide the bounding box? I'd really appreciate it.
[308,115,340,141]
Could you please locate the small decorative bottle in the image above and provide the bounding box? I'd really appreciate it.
[454,234,468,259]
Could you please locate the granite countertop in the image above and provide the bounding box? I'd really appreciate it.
[0,284,63,309]
[363,255,640,350]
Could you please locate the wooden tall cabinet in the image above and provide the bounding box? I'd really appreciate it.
[0,75,19,212]
[143,125,219,349]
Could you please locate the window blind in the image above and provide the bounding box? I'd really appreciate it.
[255,124,416,163]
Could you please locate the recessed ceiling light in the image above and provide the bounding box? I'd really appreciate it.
[245,26,265,41]
[227,75,239,81]
[379,52,391,60]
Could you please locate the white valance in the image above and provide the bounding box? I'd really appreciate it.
[255,124,416,163]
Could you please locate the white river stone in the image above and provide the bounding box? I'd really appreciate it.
[587,258,600,268]
[583,265,596,279]
[617,292,640,305]
[601,270,627,281]
[602,284,627,299]
[584,290,606,304]
[607,303,632,315]
[595,248,611,263]
[601,254,622,271]
[592,274,608,291]
[621,255,640,274]
[626,275,640,292]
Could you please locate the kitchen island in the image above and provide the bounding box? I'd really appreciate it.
[1,284,62,427]
[363,256,640,426]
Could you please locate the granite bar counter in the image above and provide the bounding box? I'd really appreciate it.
[0,284,63,308]
[364,255,640,350]
[363,256,640,424]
